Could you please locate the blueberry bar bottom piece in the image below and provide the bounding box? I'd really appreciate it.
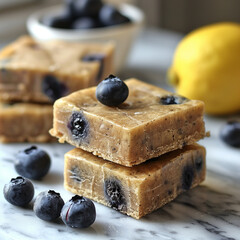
[64,144,206,219]
[0,102,55,143]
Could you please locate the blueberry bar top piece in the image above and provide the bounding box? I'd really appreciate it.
[64,144,206,219]
[50,78,206,166]
[0,102,54,143]
[0,36,114,103]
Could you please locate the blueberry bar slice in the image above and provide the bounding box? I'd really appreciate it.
[0,102,54,143]
[51,79,206,166]
[0,36,114,103]
[64,144,206,219]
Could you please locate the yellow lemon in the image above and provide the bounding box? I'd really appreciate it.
[168,22,240,115]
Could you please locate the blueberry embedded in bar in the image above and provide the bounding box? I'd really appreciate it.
[64,144,206,219]
[50,78,206,166]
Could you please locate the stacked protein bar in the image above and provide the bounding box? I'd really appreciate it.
[0,36,114,142]
[50,77,207,219]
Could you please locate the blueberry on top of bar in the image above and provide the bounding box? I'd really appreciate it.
[96,75,129,107]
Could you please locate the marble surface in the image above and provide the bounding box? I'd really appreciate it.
[1,29,240,240]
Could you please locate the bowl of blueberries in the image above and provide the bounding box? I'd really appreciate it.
[27,0,144,72]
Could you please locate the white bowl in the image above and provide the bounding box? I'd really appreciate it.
[27,4,144,72]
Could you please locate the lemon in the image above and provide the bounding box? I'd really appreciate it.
[168,22,240,115]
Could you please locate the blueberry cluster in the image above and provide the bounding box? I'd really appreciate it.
[3,146,96,228]
[42,0,131,30]
[3,177,96,228]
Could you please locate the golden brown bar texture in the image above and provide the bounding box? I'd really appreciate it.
[64,144,206,219]
[0,36,114,103]
[0,102,55,143]
[51,79,206,166]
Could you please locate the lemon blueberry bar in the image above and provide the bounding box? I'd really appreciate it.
[50,78,206,166]
[0,36,114,103]
[64,144,206,219]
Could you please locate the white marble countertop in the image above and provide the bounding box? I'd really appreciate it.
[1,29,240,240]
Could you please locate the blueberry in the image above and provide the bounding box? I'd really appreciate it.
[182,165,194,190]
[61,195,96,228]
[72,17,100,29]
[195,156,203,171]
[42,75,67,102]
[42,11,72,29]
[160,95,188,105]
[104,178,126,211]
[14,146,51,180]
[72,0,103,18]
[33,190,64,221]
[42,75,67,101]
[96,75,129,107]
[82,54,104,82]
[99,5,130,27]
[220,120,240,148]
[3,176,34,207]
[68,112,89,140]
